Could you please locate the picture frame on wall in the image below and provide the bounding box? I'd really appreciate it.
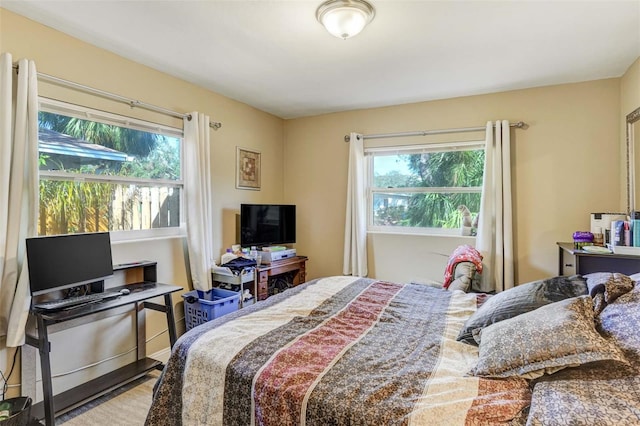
[236,147,261,190]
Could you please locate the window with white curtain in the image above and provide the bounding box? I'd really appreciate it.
[367,140,485,236]
[37,98,183,239]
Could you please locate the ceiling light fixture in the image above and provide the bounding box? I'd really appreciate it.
[316,0,375,40]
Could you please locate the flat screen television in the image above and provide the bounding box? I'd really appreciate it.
[26,232,114,296]
[240,204,296,248]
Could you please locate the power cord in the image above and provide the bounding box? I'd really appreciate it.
[32,317,186,382]
[1,348,19,400]
[4,316,186,394]
[0,369,7,400]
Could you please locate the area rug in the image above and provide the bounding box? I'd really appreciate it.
[56,370,160,425]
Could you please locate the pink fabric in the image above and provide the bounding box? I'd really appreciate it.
[443,245,483,289]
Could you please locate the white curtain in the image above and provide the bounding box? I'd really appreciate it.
[183,112,214,291]
[343,132,368,277]
[476,120,514,293]
[0,53,39,347]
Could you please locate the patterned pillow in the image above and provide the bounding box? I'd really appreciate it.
[456,275,588,345]
[598,281,640,364]
[469,296,629,379]
[584,272,635,315]
[527,363,640,425]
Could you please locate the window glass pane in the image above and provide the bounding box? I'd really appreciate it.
[372,155,419,188]
[36,105,183,237]
[369,143,485,234]
[38,112,181,180]
[38,180,181,235]
[372,192,481,229]
[373,150,485,188]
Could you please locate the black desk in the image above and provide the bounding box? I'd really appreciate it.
[25,281,181,426]
[557,242,640,275]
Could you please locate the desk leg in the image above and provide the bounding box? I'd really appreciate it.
[558,246,563,276]
[136,302,146,361]
[36,315,55,426]
[164,294,177,348]
[296,262,306,285]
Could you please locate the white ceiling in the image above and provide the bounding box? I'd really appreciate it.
[2,0,640,119]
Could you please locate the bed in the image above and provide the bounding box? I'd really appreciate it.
[145,273,640,426]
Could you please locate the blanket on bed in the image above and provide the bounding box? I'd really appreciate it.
[146,276,531,426]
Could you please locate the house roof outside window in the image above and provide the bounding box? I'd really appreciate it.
[38,128,129,162]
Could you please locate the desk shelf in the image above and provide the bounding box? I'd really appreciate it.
[30,357,161,420]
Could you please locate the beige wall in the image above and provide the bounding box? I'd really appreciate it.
[284,79,623,285]
[1,8,284,398]
[620,58,640,212]
[622,57,640,117]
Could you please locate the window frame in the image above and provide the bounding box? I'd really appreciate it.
[366,140,485,236]
[38,97,185,241]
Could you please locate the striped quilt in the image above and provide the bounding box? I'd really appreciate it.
[146,276,531,426]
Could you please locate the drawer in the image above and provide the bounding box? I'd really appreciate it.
[212,270,254,285]
[561,252,576,276]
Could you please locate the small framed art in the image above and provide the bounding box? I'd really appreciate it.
[236,147,261,190]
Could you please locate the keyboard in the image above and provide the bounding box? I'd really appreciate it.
[33,291,123,311]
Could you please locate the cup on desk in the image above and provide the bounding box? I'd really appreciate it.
[256,255,262,266]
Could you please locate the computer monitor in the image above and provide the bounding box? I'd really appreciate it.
[26,232,114,296]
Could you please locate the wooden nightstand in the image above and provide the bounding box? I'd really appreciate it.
[255,256,308,300]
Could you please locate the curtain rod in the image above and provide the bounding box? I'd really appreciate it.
[344,121,527,142]
[13,65,222,130]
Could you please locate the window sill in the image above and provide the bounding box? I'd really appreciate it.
[367,229,477,239]
[110,227,185,244]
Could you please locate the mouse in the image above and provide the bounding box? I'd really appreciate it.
[120,288,131,295]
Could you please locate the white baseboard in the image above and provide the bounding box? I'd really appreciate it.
[149,347,171,364]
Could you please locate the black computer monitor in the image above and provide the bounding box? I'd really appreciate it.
[26,232,114,296]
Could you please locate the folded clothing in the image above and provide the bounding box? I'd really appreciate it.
[221,256,257,274]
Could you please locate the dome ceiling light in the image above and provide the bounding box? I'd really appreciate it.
[316,0,376,40]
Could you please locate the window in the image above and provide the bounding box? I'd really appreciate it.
[367,141,485,235]
[37,98,183,237]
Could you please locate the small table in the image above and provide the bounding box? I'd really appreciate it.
[25,281,180,426]
[255,256,308,300]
